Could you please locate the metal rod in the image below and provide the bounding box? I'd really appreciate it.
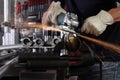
[0,57,18,79]
[0,44,24,50]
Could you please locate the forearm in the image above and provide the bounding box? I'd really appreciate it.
[108,7,120,22]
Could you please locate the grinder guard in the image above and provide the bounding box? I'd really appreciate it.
[54,35,96,67]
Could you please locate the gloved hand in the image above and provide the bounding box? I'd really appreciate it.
[81,10,114,36]
[42,1,66,25]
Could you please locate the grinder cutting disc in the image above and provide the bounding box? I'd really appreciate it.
[66,36,81,52]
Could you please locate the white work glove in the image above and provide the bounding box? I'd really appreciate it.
[81,10,114,36]
[42,1,66,25]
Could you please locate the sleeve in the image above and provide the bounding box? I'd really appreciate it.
[116,0,120,7]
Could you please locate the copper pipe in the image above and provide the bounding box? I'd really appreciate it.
[77,34,120,54]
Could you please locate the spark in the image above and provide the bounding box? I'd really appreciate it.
[95,55,104,64]
[24,22,65,33]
